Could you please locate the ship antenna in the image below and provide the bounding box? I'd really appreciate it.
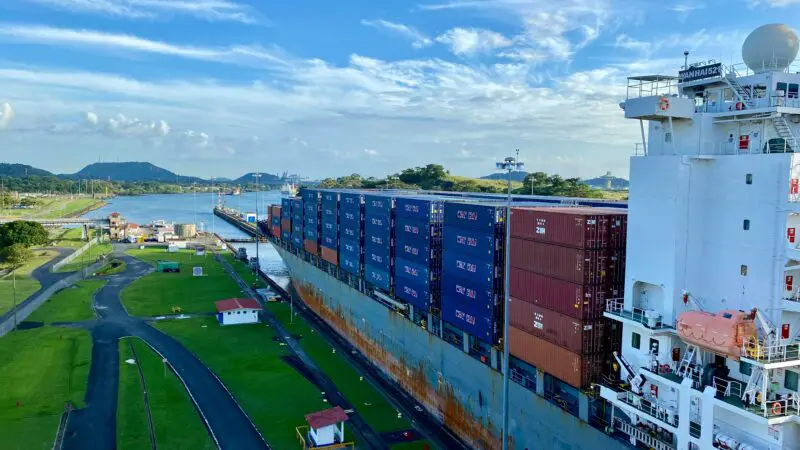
[683,50,689,70]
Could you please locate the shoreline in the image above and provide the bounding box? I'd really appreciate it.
[67,198,108,218]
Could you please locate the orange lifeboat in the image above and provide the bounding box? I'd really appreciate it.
[676,310,757,359]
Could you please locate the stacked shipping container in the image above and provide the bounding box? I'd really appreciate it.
[321,191,339,265]
[363,194,394,292]
[440,202,505,344]
[508,207,626,389]
[393,197,443,312]
[301,189,319,255]
[269,205,281,237]
[339,192,363,276]
[290,198,303,248]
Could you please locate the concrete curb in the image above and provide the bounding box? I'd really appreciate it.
[52,238,99,272]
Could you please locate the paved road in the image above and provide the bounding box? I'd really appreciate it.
[62,248,268,450]
[0,247,74,322]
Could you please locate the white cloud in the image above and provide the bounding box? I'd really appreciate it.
[223,145,236,155]
[364,148,378,156]
[104,113,170,137]
[361,19,433,49]
[0,24,289,67]
[435,27,512,55]
[0,102,15,129]
[671,3,705,13]
[747,0,800,6]
[614,28,748,59]
[85,111,99,125]
[25,0,259,24]
[497,49,547,63]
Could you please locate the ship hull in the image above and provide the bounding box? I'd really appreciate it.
[275,244,624,450]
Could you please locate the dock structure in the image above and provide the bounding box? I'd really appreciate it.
[213,206,266,241]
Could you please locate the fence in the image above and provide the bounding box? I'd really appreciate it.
[51,237,99,272]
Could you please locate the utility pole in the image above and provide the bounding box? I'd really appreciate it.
[495,150,524,450]
[253,173,262,274]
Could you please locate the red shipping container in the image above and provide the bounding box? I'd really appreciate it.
[271,226,281,238]
[608,214,627,249]
[281,218,291,232]
[509,268,622,320]
[509,299,611,355]
[304,239,319,255]
[321,247,338,265]
[510,207,620,249]
[510,237,611,285]
[509,326,605,389]
[608,248,626,284]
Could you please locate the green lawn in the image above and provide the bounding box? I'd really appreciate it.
[123,248,243,316]
[221,253,267,289]
[0,327,92,449]
[117,338,214,450]
[26,279,106,323]
[266,301,412,434]
[96,259,126,276]
[54,243,113,274]
[0,196,105,219]
[155,318,330,449]
[53,228,88,249]
[391,441,435,450]
[0,249,59,315]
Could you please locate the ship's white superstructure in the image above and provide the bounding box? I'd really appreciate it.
[280,181,298,197]
[600,24,800,450]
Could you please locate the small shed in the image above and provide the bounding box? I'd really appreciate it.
[167,244,178,253]
[215,298,262,325]
[303,406,349,448]
[157,261,180,273]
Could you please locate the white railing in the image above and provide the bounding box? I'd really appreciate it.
[605,298,674,330]
[726,60,800,78]
[713,377,744,399]
[614,418,675,450]
[617,389,680,427]
[742,339,800,364]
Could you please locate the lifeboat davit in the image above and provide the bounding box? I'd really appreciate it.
[676,309,757,359]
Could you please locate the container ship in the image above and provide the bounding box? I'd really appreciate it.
[262,23,800,450]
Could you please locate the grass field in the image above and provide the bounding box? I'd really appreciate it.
[123,248,242,316]
[156,318,330,449]
[117,338,214,450]
[26,279,106,323]
[220,253,267,289]
[0,196,105,219]
[96,259,126,276]
[53,228,88,249]
[0,249,59,315]
[54,243,113,274]
[0,327,92,449]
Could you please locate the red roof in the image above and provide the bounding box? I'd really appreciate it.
[215,298,263,312]
[305,406,349,429]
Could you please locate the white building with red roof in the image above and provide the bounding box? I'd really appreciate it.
[303,406,349,447]
[214,298,262,325]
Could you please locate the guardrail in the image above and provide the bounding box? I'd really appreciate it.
[741,339,800,364]
[605,298,674,330]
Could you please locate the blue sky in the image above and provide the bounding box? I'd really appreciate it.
[0,0,798,179]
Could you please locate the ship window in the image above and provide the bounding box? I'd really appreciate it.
[649,339,659,356]
[743,220,750,230]
[740,361,753,376]
[786,370,799,391]
[746,174,753,184]
[790,84,799,99]
[741,265,748,276]
[664,132,672,143]
[778,82,788,96]
[632,332,641,349]
[722,313,733,319]
[754,84,767,98]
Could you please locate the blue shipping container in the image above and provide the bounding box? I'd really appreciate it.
[322,191,338,205]
[364,194,393,217]
[292,222,302,235]
[321,234,337,250]
[301,188,319,203]
[291,198,303,213]
[395,275,430,311]
[322,207,336,219]
[304,226,318,241]
[281,230,291,242]
[443,202,503,232]
[342,209,361,222]
[340,192,362,210]
[393,257,431,289]
[340,252,361,276]
[395,217,430,243]
[364,232,390,251]
[441,294,495,343]
[441,272,495,308]
[305,215,318,228]
[442,249,495,286]
[443,225,496,261]
[270,217,280,226]
[365,264,391,291]
[395,197,443,222]
[341,225,361,240]
[321,220,337,237]
[339,238,361,256]
[292,234,302,248]
[364,244,390,270]
[305,202,318,214]
[365,215,391,236]
[395,232,431,264]
[281,199,291,218]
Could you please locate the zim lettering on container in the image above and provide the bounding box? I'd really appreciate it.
[442,249,495,285]
[322,234,337,249]
[322,221,337,235]
[281,231,291,242]
[305,216,318,227]
[443,225,495,260]
[323,207,336,218]
[340,253,361,276]
[292,235,302,248]
[341,226,360,240]
[305,203,318,214]
[293,223,302,234]
[340,193,363,210]
[340,239,360,256]
[443,203,503,232]
[322,192,338,204]
[441,295,494,343]
[365,264,391,291]
[281,199,291,217]
[342,210,361,222]
[365,215,391,237]
[395,275,430,311]
[441,272,495,307]
[304,227,318,241]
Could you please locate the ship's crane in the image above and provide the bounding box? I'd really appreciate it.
[613,351,646,395]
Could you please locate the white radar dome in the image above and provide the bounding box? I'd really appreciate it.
[742,24,799,73]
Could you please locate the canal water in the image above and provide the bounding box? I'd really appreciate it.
[83,191,290,284]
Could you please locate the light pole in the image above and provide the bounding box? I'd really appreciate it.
[252,173,262,274]
[495,150,523,450]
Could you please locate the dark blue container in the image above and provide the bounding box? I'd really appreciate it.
[395,275,430,311]
[365,233,390,251]
[443,225,496,261]
[321,234,337,250]
[365,214,391,234]
[339,238,361,256]
[341,224,361,241]
[365,264,391,291]
[340,192,363,211]
[364,194,393,217]
[281,230,291,242]
[305,202,318,214]
[441,294,495,343]
[304,226,318,241]
[292,222,302,235]
[443,202,504,232]
[442,249,495,286]
[321,220,337,237]
[340,252,361,276]
[270,216,280,227]
[342,209,361,222]
[322,206,336,220]
[395,232,431,264]
[395,197,443,222]
[395,217,429,243]
[441,272,496,308]
[322,191,338,205]
[301,188,319,203]
[365,244,390,270]
[291,234,302,248]
[305,215,318,228]
[393,257,431,289]
[281,199,291,218]
[291,198,303,214]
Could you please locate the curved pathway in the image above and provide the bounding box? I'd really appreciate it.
[62,248,267,450]
[0,246,74,322]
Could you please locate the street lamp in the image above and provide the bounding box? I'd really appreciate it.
[495,149,523,450]
[252,173,262,274]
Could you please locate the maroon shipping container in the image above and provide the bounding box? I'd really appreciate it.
[608,213,627,249]
[509,268,622,320]
[281,218,291,232]
[271,226,281,239]
[511,207,620,249]
[509,299,612,355]
[304,239,319,255]
[509,326,605,389]
[608,248,626,284]
[321,247,338,265]
[511,237,622,285]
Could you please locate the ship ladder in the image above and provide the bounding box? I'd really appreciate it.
[677,344,698,379]
[742,365,764,408]
[723,73,755,109]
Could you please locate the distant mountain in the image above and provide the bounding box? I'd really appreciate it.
[67,162,206,184]
[480,171,529,182]
[231,172,284,185]
[584,174,629,190]
[0,163,54,178]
